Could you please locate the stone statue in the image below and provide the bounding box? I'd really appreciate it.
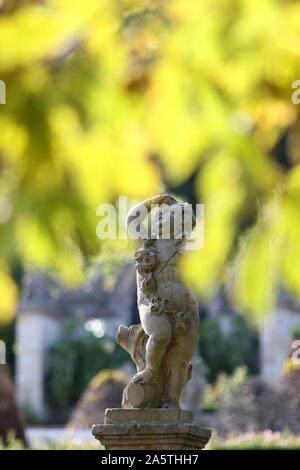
[116,194,200,409]
[93,195,212,450]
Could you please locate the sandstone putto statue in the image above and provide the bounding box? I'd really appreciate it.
[116,194,199,409]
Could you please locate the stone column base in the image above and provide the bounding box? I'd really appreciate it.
[92,409,212,450]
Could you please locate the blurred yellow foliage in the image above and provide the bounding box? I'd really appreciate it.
[0,267,17,325]
[0,0,300,322]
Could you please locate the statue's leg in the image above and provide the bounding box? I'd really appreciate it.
[134,305,172,385]
[162,314,199,408]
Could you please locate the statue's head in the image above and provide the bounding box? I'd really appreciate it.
[152,202,195,239]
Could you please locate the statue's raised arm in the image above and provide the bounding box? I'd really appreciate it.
[126,194,178,242]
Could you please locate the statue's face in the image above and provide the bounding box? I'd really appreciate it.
[152,203,193,239]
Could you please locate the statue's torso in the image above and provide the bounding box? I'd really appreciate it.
[136,239,198,316]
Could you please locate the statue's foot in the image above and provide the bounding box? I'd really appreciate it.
[161,400,179,409]
[133,369,156,385]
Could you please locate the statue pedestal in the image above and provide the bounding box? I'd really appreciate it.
[92,408,212,450]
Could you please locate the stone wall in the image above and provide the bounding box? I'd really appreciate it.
[260,308,300,386]
[15,268,135,420]
[16,307,60,418]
